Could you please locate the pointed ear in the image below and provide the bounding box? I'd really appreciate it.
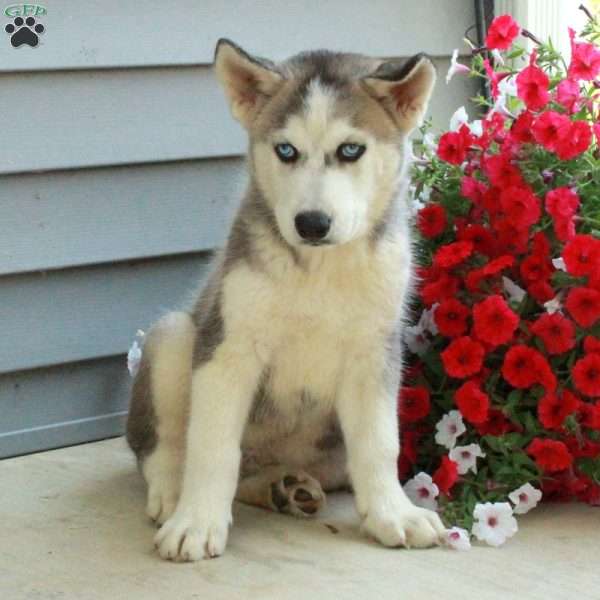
[362,54,436,132]
[214,39,284,128]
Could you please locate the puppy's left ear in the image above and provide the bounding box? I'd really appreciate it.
[362,54,436,132]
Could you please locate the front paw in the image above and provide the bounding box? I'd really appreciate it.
[362,499,446,549]
[154,506,231,561]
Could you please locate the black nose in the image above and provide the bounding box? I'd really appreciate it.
[294,211,332,241]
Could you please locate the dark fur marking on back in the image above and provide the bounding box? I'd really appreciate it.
[126,358,157,461]
[192,289,225,367]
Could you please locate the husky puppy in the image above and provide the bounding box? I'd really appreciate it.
[126,39,445,561]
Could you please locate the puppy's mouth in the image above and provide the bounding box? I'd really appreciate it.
[301,240,334,247]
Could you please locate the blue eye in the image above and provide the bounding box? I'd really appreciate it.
[274,143,299,163]
[337,143,366,162]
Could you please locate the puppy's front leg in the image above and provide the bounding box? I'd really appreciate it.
[154,344,261,561]
[336,353,446,549]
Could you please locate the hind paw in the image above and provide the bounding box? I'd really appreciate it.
[269,471,325,517]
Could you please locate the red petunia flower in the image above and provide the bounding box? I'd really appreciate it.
[562,234,600,277]
[565,287,600,328]
[578,402,600,430]
[502,345,545,389]
[531,231,551,258]
[530,313,576,355]
[510,111,535,144]
[555,79,581,113]
[437,125,473,165]
[398,430,421,480]
[483,154,524,188]
[485,14,520,50]
[441,336,485,379]
[420,272,461,307]
[568,27,600,81]
[454,380,490,424]
[516,50,550,111]
[531,111,571,152]
[483,255,514,276]
[434,298,470,338]
[500,185,541,229]
[433,240,474,269]
[554,120,592,161]
[527,280,556,304]
[460,176,487,204]
[552,216,576,243]
[494,219,530,255]
[527,438,573,472]
[538,389,579,430]
[473,295,519,346]
[475,408,513,436]
[545,187,580,220]
[458,224,496,257]
[584,336,600,355]
[520,253,553,284]
[432,455,459,495]
[417,204,447,239]
[573,354,600,397]
[398,386,431,422]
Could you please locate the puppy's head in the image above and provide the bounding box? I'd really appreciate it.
[214,39,436,248]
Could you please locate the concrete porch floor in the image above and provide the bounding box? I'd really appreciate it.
[1,438,599,600]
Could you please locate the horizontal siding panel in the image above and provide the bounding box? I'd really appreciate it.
[0,253,211,375]
[0,57,474,176]
[425,58,479,130]
[1,158,243,276]
[0,67,245,175]
[0,356,128,458]
[0,0,474,72]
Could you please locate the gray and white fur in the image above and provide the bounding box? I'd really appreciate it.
[126,39,444,561]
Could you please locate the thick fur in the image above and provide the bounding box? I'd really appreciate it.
[126,40,444,561]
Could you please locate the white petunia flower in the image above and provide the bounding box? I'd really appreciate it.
[446,48,470,84]
[419,303,439,336]
[446,527,472,551]
[508,483,543,515]
[469,119,483,137]
[435,410,466,449]
[492,76,521,117]
[126,330,145,377]
[404,324,430,356]
[498,75,518,98]
[472,502,518,547]
[450,106,469,131]
[552,257,567,271]
[127,341,143,377]
[449,444,486,475]
[490,48,505,66]
[404,472,439,511]
[544,296,563,314]
[503,276,526,303]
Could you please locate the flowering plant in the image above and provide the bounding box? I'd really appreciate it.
[400,9,600,548]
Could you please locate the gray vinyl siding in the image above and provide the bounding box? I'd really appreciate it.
[0,0,477,458]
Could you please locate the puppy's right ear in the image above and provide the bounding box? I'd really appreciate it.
[214,39,283,128]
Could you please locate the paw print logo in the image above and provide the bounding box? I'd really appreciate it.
[5,16,45,48]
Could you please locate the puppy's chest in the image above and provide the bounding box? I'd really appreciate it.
[253,260,398,404]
